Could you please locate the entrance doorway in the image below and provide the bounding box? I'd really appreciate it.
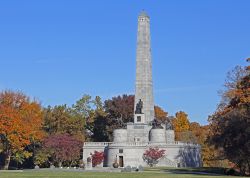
[119,156,124,167]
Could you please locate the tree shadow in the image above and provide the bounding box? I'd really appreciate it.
[161,167,226,176]
[175,145,201,167]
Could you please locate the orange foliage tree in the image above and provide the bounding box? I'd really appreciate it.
[0,90,44,169]
[209,62,250,175]
[154,105,168,123]
[172,111,190,132]
[172,111,190,140]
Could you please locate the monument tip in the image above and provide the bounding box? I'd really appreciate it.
[139,10,149,18]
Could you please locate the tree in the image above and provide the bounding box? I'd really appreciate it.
[189,122,208,144]
[43,105,85,140]
[91,151,104,167]
[143,147,166,167]
[91,115,109,142]
[104,94,172,140]
[72,95,107,141]
[219,65,248,108]
[104,95,134,140]
[209,62,250,175]
[154,106,168,123]
[43,133,82,167]
[172,111,190,141]
[189,122,222,167]
[104,94,134,123]
[172,111,190,132]
[34,148,51,167]
[0,90,44,169]
[72,94,93,119]
[43,105,71,135]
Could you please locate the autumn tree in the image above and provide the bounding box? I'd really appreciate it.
[0,90,44,169]
[219,65,248,108]
[209,62,250,175]
[172,111,191,141]
[104,94,171,140]
[104,95,134,140]
[188,122,219,166]
[172,111,190,132]
[154,105,168,123]
[42,133,82,167]
[104,94,134,123]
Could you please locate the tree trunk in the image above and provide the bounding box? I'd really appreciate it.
[3,151,11,170]
[248,162,250,176]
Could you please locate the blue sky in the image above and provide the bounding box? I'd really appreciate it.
[0,0,249,125]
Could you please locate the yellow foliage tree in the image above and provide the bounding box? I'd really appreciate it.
[172,111,190,140]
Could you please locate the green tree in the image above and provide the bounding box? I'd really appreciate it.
[90,96,108,142]
[43,105,84,139]
[37,104,85,167]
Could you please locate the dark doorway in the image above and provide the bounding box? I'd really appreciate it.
[119,156,124,167]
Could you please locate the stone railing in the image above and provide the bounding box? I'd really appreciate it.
[171,141,199,146]
[110,142,148,147]
[83,141,199,147]
[83,142,112,146]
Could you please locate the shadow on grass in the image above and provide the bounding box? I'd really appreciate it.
[145,167,226,176]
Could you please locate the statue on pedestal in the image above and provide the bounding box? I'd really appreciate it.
[151,119,163,129]
[135,99,143,114]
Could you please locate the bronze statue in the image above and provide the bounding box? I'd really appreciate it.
[151,119,163,129]
[165,117,173,130]
[135,99,143,114]
[165,121,173,130]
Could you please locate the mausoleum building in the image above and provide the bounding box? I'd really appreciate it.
[83,12,201,168]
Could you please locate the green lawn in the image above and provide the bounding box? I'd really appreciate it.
[0,168,244,178]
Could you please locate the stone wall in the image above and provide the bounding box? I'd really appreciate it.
[83,141,201,168]
[150,129,166,143]
[126,123,151,142]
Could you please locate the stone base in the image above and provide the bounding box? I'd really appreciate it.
[83,141,201,168]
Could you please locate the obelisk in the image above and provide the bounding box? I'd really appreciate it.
[134,11,154,124]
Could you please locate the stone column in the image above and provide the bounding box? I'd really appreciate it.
[134,11,154,124]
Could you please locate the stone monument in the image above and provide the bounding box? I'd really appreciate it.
[82,11,201,168]
[134,11,154,124]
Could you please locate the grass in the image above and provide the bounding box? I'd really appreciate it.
[0,168,245,178]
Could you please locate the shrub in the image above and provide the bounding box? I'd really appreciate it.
[91,151,104,167]
[143,147,165,167]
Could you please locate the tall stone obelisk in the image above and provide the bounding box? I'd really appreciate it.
[134,11,154,124]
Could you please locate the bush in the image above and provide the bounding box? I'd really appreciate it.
[91,151,104,167]
[225,168,235,175]
[143,147,166,167]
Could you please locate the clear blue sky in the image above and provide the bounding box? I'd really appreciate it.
[0,0,249,125]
